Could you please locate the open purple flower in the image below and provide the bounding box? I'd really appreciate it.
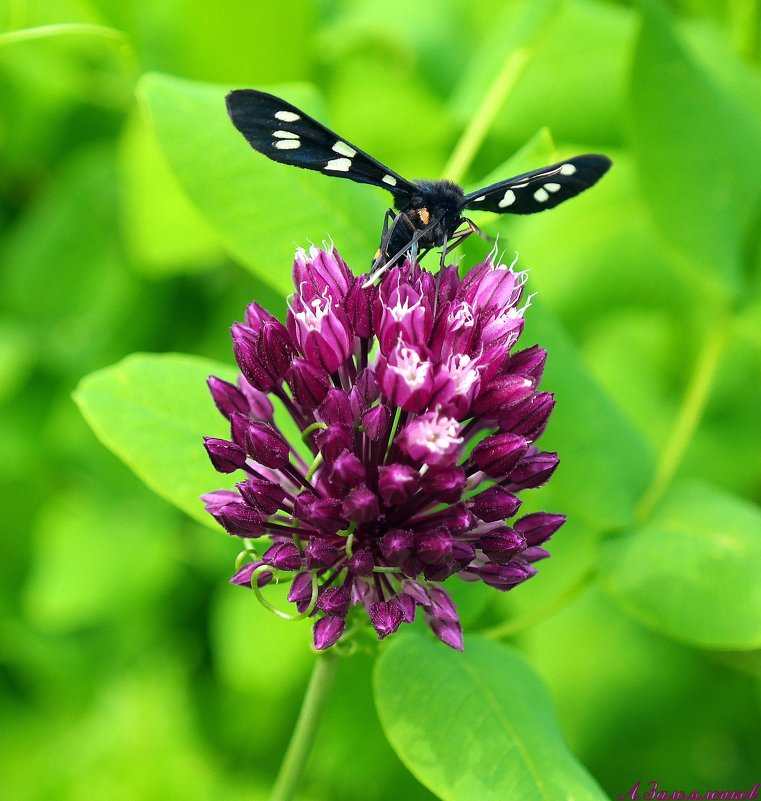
[203,244,565,651]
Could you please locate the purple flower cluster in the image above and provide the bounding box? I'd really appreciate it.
[203,245,565,650]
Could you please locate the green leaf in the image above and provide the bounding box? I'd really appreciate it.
[628,0,761,293]
[601,480,761,649]
[524,302,654,530]
[74,353,235,527]
[74,353,305,528]
[118,108,223,275]
[374,634,607,801]
[137,73,385,295]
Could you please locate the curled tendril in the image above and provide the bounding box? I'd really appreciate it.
[235,545,259,571]
[301,421,327,442]
[250,564,319,621]
[305,453,324,482]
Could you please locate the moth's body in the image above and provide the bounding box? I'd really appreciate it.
[225,90,612,275]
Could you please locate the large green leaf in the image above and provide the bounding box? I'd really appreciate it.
[74,353,305,530]
[628,0,761,293]
[374,634,606,801]
[74,353,236,528]
[601,480,761,649]
[137,73,385,295]
[524,302,654,530]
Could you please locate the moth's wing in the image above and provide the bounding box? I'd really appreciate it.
[463,154,611,215]
[225,89,416,196]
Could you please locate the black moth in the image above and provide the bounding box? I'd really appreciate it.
[225,89,611,278]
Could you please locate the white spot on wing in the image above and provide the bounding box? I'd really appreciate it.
[382,174,397,186]
[498,189,516,208]
[559,163,576,175]
[275,140,301,150]
[273,130,299,139]
[325,157,352,172]
[473,195,485,202]
[545,182,561,192]
[534,188,549,202]
[332,141,356,158]
[275,110,300,122]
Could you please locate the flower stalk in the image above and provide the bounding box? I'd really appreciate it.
[268,652,339,801]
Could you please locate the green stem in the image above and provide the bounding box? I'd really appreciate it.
[442,0,560,184]
[482,566,595,640]
[0,22,126,45]
[635,315,730,522]
[269,652,340,801]
[443,49,532,184]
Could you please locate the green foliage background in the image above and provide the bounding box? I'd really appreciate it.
[1,0,760,799]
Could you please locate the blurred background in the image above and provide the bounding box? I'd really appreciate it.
[1,0,760,799]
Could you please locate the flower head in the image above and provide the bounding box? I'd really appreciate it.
[204,245,564,651]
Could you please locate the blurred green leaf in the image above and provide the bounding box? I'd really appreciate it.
[601,480,761,649]
[1,145,136,373]
[524,302,654,530]
[138,73,385,295]
[374,634,607,801]
[628,0,761,293]
[74,353,234,527]
[118,108,223,275]
[23,488,176,630]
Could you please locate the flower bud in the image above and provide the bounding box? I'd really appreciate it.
[236,476,286,515]
[380,528,414,565]
[479,527,526,564]
[204,437,247,473]
[317,585,351,617]
[369,600,404,639]
[238,376,274,419]
[378,464,418,505]
[230,561,273,588]
[262,541,303,571]
[504,450,559,490]
[329,450,366,491]
[347,548,374,576]
[513,512,566,546]
[479,560,536,590]
[313,616,345,650]
[245,421,291,468]
[345,276,376,338]
[293,245,352,302]
[342,485,379,524]
[498,392,555,440]
[507,345,547,383]
[287,358,331,410]
[470,486,522,522]
[362,404,391,441]
[471,374,535,418]
[207,500,264,537]
[318,388,353,426]
[471,432,529,477]
[207,376,249,419]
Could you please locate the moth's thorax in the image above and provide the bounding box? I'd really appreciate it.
[394,179,466,216]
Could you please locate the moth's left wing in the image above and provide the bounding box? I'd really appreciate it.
[463,154,611,215]
[225,89,415,195]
